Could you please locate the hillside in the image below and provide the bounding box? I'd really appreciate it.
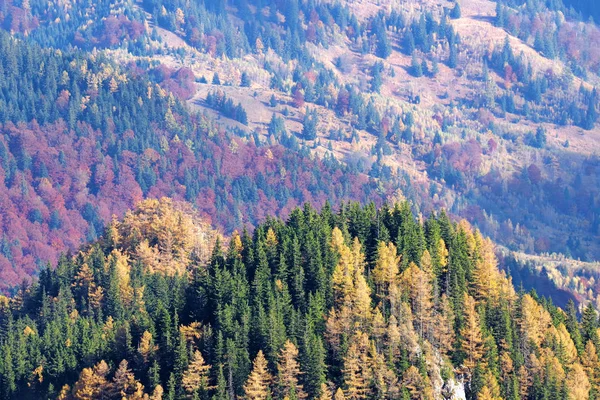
[80,0,600,254]
[1,197,599,400]
[0,28,387,290]
[0,0,600,341]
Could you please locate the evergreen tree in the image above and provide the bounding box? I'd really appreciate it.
[411,53,423,77]
[302,108,319,140]
[370,62,384,93]
[241,72,251,87]
[450,2,461,19]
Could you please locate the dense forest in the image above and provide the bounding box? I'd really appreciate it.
[1,0,600,264]
[1,1,600,386]
[0,29,386,290]
[1,198,600,400]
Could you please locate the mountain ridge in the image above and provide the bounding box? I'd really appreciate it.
[1,0,600,350]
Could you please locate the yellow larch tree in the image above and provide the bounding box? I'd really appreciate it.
[401,366,429,400]
[582,340,600,390]
[330,229,371,328]
[399,263,434,340]
[368,341,400,399]
[275,340,307,399]
[477,386,500,400]
[342,332,371,400]
[517,365,530,399]
[333,388,345,400]
[138,330,157,364]
[433,294,455,356]
[180,321,203,345]
[110,249,134,308]
[109,359,146,400]
[316,383,332,400]
[460,293,484,375]
[385,314,401,362]
[397,302,420,359]
[371,307,386,349]
[566,363,591,400]
[118,198,219,276]
[331,228,355,308]
[182,350,212,396]
[436,238,448,277]
[471,237,498,302]
[244,350,272,400]
[520,294,553,349]
[480,370,501,400]
[372,241,400,305]
[543,323,578,366]
[72,360,110,400]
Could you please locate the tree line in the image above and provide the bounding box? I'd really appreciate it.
[1,198,599,400]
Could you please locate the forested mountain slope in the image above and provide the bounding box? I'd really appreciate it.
[0,198,599,400]
[1,0,600,330]
[0,30,385,290]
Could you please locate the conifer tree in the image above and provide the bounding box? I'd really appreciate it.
[244,351,272,400]
[460,293,484,375]
[582,303,599,345]
[110,360,146,399]
[434,294,455,355]
[182,350,212,397]
[342,333,371,400]
[372,241,400,309]
[401,366,426,400]
[275,340,307,399]
[582,341,600,391]
[316,383,332,400]
[566,363,590,400]
[334,388,345,400]
[72,360,110,400]
[400,263,434,339]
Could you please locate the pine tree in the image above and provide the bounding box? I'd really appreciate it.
[241,72,251,87]
[373,15,391,59]
[565,300,584,353]
[370,62,384,93]
[213,364,228,400]
[302,108,318,140]
[410,53,423,77]
[450,2,461,19]
[582,303,599,345]
[301,328,326,399]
